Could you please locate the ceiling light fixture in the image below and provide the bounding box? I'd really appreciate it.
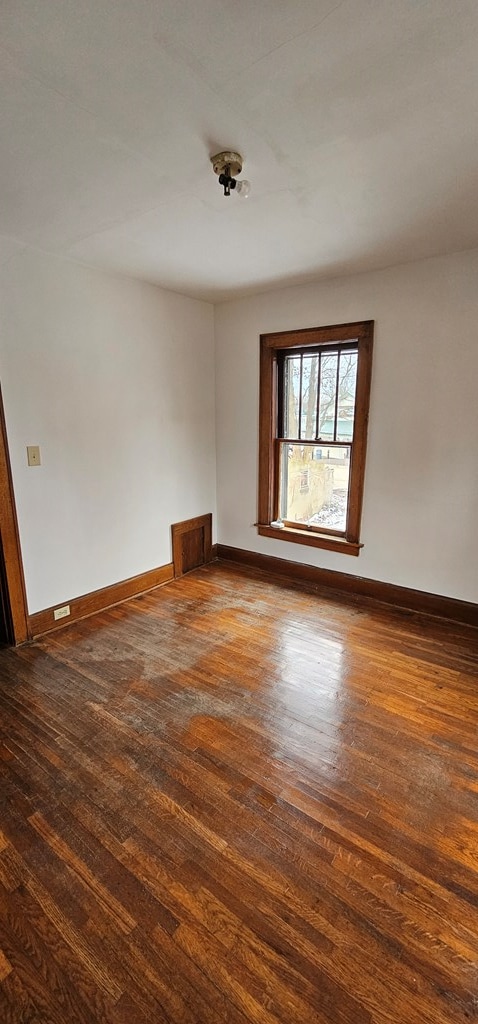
[211,151,251,199]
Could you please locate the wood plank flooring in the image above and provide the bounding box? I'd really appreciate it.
[1,560,478,1024]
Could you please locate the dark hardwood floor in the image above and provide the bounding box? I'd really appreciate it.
[1,561,478,1024]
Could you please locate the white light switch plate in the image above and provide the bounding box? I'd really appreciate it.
[27,445,41,466]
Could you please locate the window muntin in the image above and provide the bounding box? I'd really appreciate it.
[279,343,358,444]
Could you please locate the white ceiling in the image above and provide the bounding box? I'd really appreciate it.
[1,0,478,301]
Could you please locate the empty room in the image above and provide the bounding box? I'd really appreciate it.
[1,1,478,1022]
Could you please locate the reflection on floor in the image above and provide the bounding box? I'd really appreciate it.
[0,560,477,1024]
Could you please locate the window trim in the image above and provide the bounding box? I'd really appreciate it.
[258,320,374,556]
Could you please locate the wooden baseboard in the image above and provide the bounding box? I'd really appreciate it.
[216,545,478,628]
[27,541,477,639]
[28,562,174,639]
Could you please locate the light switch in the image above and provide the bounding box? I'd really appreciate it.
[27,445,41,467]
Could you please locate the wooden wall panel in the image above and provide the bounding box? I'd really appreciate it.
[172,514,213,578]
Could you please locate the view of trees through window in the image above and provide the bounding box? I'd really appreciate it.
[279,345,358,533]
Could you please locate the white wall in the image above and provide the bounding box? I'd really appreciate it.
[1,245,477,613]
[0,248,216,613]
[214,248,478,603]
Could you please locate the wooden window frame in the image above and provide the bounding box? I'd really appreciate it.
[258,320,374,557]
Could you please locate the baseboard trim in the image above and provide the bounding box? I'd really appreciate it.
[28,562,174,639]
[216,545,478,628]
[27,544,477,638]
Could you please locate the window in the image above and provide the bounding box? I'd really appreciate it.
[258,320,374,556]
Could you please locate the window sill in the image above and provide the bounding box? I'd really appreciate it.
[257,524,362,556]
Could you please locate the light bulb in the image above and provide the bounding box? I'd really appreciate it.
[235,179,251,199]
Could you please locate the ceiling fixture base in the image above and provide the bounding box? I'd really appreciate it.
[211,151,243,178]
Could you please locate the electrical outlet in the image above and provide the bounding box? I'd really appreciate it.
[27,445,41,467]
[53,605,70,621]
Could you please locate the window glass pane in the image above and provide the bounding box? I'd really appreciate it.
[283,355,301,438]
[279,443,350,533]
[300,355,319,440]
[318,352,338,441]
[337,351,358,442]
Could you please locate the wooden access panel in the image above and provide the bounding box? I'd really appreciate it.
[171,514,212,578]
